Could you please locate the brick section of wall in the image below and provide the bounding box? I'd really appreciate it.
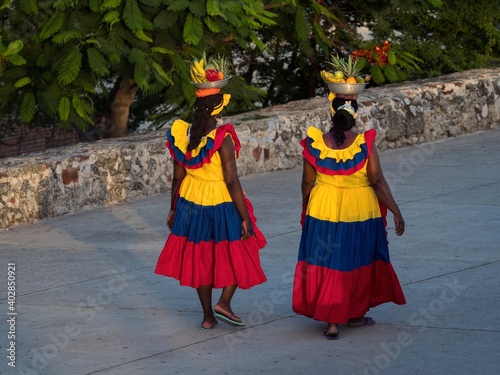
[0,125,80,159]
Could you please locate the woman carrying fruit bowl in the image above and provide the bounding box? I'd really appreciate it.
[155,54,268,330]
[292,54,406,340]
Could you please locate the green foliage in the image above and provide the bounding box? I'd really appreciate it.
[19,0,37,15]
[183,13,204,45]
[354,0,500,78]
[123,0,143,33]
[0,40,26,76]
[87,47,110,75]
[233,0,345,106]
[1,0,279,136]
[351,41,423,85]
[1,0,498,142]
[58,96,71,121]
[40,11,65,40]
[58,50,83,85]
[14,76,31,88]
[20,92,36,122]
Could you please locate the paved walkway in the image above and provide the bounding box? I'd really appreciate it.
[1,129,500,375]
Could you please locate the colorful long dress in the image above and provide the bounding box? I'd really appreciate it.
[155,120,267,290]
[292,127,406,324]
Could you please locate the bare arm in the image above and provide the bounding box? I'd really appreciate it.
[218,135,251,239]
[367,144,405,236]
[302,159,316,204]
[166,161,186,229]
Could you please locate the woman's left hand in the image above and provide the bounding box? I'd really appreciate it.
[166,210,175,230]
[240,220,250,240]
[394,212,405,236]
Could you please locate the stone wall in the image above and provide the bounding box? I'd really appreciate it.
[1,68,499,228]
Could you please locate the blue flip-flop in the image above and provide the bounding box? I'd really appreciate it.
[214,312,246,327]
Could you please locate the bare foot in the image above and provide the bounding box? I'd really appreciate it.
[200,318,218,330]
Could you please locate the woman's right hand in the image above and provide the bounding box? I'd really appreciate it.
[394,212,405,236]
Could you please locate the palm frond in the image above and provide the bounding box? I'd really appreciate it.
[87,47,110,75]
[188,1,206,18]
[101,0,122,10]
[58,96,70,121]
[52,31,82,44]
[128,47,146,65]
[151,61,173,86]
[72,94,94,124]
[40,11,65,40]
[102,11,121,27]
[20,92,36,122]
[206,0,220,16]
[134,61,150,89]
[123,0,143,32]
[153,10,178,29]
[19,0,37,15]
[204,16,220,33]
[37,85,60,117]
[57,49,83,84]
[167,0,190,12]
[183,13,203,45]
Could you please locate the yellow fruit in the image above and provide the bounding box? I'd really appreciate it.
[346,76,357,84]
[334,71,344,80]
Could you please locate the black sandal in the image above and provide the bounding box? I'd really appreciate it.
[323,330,340,340]
[347,316,375,328]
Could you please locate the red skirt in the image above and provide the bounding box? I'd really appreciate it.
[155,197,267,289]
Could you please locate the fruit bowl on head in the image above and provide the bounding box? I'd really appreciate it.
[193,77,231,89]
[326,81,366,95]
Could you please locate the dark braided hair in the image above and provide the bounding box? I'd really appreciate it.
[187,93,224,152]
[329,98,358,146]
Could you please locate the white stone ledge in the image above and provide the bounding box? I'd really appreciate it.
[1,68,499,228]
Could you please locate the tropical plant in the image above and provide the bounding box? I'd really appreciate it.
[0,0,281,139]
[2,0,499,147]
[351,41,423,85]
[233,0,352,107]
[353,0,500,78]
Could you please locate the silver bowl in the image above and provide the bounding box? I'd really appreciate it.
[193,77,231,89]
[326,82,366,94]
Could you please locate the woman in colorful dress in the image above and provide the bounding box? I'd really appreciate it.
[292,95,406,340]
[155,89,267,330]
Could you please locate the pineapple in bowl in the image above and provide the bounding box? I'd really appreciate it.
[320,54,370,94]
[190,53,232,89]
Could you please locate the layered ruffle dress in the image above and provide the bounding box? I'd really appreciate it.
[155,120,267,289]
[292,127,406,324]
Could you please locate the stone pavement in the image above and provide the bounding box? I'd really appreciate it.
[1,129,499,375]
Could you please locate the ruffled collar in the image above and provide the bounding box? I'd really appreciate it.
[165,120,240,169]
[300,127,376,175]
